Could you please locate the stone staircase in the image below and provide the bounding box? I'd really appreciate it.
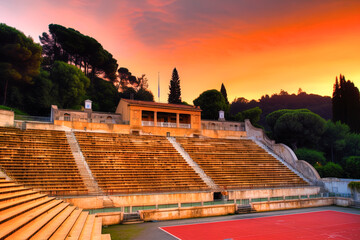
[251,138,311,184]
[167,137,220,191]
[66,131,102,195]
[122,213,144,224]
[0,177,111,239]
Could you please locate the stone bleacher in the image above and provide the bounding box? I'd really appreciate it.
[75,132,209,194]
[176,137,308,189]
[0,177,110,239]
[0,127,88,196]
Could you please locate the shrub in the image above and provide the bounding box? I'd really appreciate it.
[348,181,360,192]
[344,156,360,179]
[321,162,344,178]
[295,148,326,165]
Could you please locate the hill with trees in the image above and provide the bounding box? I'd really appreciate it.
[0,23,154,116]
[230,90,331,129]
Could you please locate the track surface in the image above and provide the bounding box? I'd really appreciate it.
[160,210,360,240]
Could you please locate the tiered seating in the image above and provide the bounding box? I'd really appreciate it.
[177,137,308,189]
[0,177,110,239]
[75,132,208,193]
[0,127,87,195]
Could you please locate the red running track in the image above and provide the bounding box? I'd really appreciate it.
[160,211,360,240]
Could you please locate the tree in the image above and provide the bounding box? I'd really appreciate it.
[220,83,229,104]
[0,23,42,105]
[344,156,360,179]
[320,120,349,163]
[266,109,311,133]
[168,68,181,104]
[50,61,90,109]
[120,87,154,102]
[295,148,326,165]
[332,74,360,133]
[25,69,54,115]
[271,109,326,150]
[193,90,229,120]
[235,107,262,126]
[86,76,120,112]
[321,162,344,178]
[40,24,118,82]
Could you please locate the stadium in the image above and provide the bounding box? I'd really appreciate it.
[0,98,359,240]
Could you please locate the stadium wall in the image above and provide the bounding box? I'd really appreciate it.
[228,186,320,200]
[0,109,14,126]
[63,192,214,209]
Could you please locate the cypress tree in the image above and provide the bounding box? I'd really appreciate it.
[332,74,360,133]
[168,68,181,104]
[220,83,229,104]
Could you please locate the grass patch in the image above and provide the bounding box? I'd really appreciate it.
[102,224,145,240]
[0,105,28,115]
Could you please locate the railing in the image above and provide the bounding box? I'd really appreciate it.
[142,121,154,126]
[179,123,191,129]
[157,122,177,128]
[15,115,51,122]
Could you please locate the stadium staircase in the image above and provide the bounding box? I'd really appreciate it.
[65,131,102,195]
[251,138,311,184]
[0,176,110,239]
[167,137,220,190]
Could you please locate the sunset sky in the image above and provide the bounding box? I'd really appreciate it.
[1,0,360,103]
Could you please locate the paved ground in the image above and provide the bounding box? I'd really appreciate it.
[102,206,360,240]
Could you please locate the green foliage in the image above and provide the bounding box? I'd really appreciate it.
[235,107,262,125]
[344,156,360,179]
[0,105,27,115]
[50,61,90,109]
[40,24,118,81]
[168,68,181,104]
[0,23,42,105]
[348,181,360,192]
[86,77,120,112]
[193,89,229,120]
[266,109,310,133]
[320,120,349,162]
[318,162,344,178]
[344,133,360,157]
[295,148,326,165]
[120,87,154,102]
[24,69,54,115]
[272,110,326,149]
[332,74,360,133]
[220,83,229,104]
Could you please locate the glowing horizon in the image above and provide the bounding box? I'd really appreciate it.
[1,0,359,103]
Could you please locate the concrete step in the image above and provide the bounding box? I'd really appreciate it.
[79,214,95,240]
[0,199,62,239]
[30,205,76,240]
[49,209,82,240]
[67,211,89,239]
[7,202,70,239]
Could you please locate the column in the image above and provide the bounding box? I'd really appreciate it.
[176,113,180,128]
[154,111,157,127]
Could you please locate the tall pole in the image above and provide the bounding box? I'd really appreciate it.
[158,72,160,102]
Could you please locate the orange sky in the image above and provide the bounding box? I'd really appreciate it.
[1,0,360,103]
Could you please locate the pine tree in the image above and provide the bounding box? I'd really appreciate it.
[168,68,181,104]
[332,74,360,133]
[220,83,229,104]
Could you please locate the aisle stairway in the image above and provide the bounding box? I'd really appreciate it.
[0,177,110,239]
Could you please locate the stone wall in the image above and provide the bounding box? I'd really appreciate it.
[229,186,320,200]
[139,204,236,221]
[0,109,14,127]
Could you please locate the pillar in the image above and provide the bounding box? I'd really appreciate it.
[154,111,157,127]
[176,113,180,128]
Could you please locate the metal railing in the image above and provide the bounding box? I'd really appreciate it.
[15,115,51,122]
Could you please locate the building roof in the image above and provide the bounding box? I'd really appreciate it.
[121,99,202,112]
